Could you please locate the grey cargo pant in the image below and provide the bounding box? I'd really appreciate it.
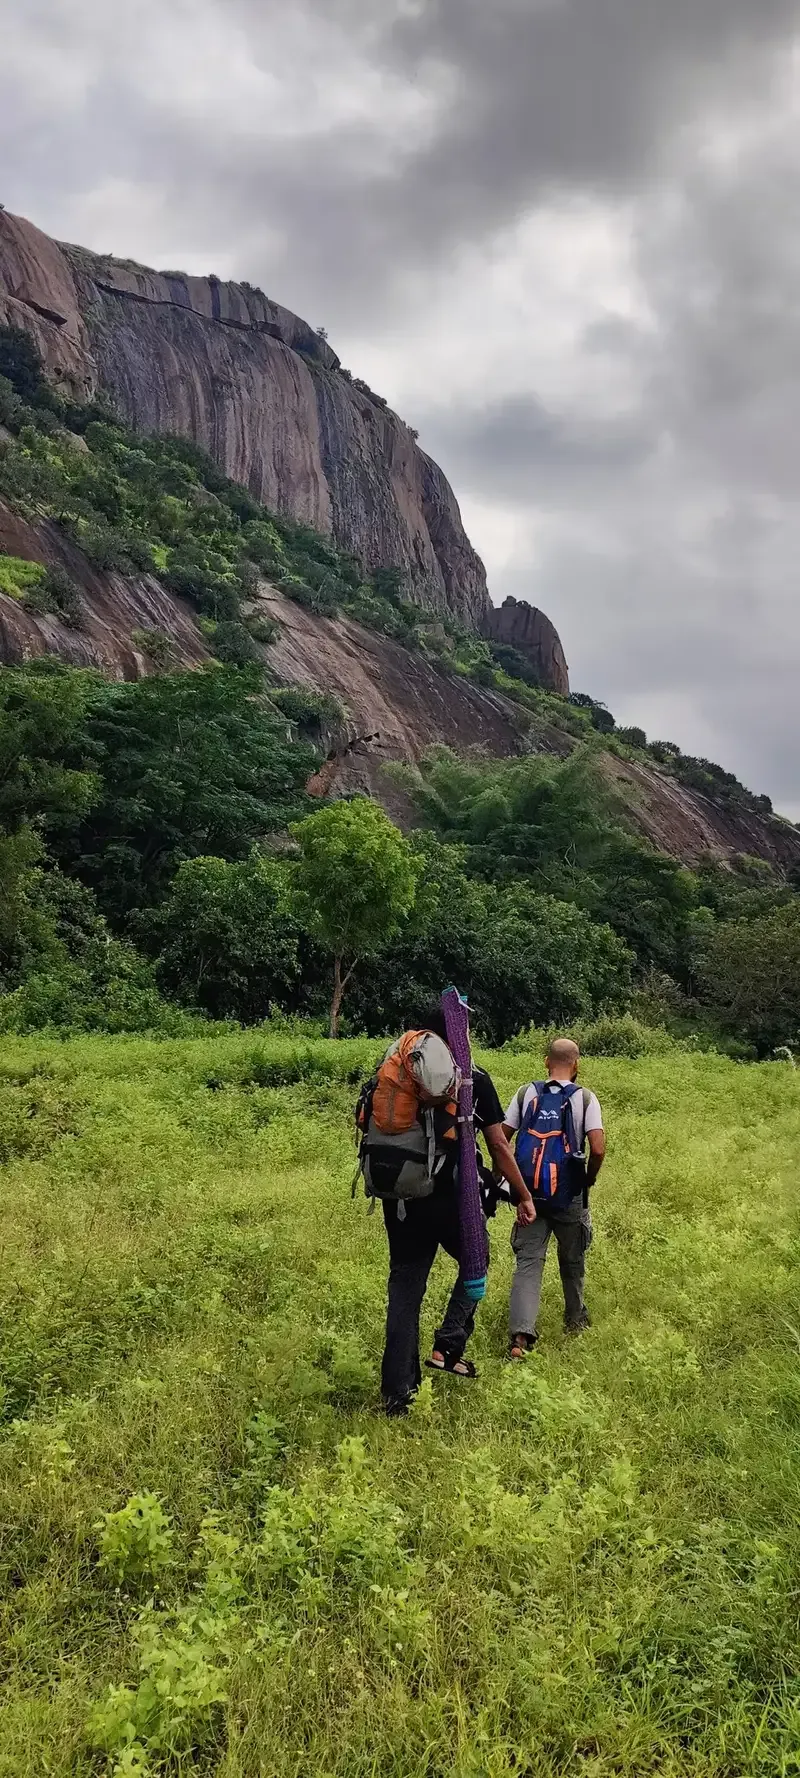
[509,1199,592,1338]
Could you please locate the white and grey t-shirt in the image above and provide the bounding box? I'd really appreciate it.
[504,1080,604,1150]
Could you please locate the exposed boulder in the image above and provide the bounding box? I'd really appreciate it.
[483,594,569,695]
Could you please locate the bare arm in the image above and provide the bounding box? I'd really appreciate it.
[586,1128,606,1188]
[484,1124,536,1224]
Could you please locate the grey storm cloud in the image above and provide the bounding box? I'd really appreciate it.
[420,395,655,501]
[2,0,800,814]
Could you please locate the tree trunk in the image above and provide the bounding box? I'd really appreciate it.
[329,956,356,1039]
[330,957,344,1039]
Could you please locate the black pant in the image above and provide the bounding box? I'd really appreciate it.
[381,1194,487,1403]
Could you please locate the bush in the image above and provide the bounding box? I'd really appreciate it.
[0,325,48,405]
[0,955,203,1037]
[234,1040,372,1089]
[42,565,83,628]
[246,613,279,645]
[502,1015,679,1059]
[144,854,301,1024]
[131,628,176,669]
[97,1492,174,1585]
[278,575,339,617]
[0,553,46,600]
[270,687,344,727]
[211,621,261,666]
[694,902,800,1054]
[0,372,21,428]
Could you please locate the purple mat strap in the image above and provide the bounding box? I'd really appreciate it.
[441,987,487,1297]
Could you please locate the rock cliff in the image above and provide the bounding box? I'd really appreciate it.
[0,209,491,631]
[2,208,796,877]
[484,595,569,698]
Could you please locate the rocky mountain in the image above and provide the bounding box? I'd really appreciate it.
[1,207,798,879]
[0,210,490,629]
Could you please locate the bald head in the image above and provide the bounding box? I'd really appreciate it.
[547,1037,580,1081]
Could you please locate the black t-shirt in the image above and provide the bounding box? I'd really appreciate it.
[435,1066,505,1194]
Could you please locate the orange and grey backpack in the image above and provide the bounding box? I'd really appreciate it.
[354,1030,461,1206]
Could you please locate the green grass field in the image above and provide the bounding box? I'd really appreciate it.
[1,1030,799,1777]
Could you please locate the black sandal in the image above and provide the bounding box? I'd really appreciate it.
[426,1352,478,1380]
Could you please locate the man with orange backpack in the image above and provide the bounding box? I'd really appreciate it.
[356,1005,535,1415]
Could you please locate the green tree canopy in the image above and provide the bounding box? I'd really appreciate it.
[346,833,633,1043]
[52,666,314,921]
[694,903,800,1054]
[143,853,301,1023]
[291,798,419,1035]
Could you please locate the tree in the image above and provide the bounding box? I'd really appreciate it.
[578,835,699,981]
[291,799,419,1036]
[344,833,633,1043]
[52,666,314,922]
[0,325,48,405]
[142,853,300,1022]
[694,904,800,1054]
[0,663,100,982]
[0,662,98,837]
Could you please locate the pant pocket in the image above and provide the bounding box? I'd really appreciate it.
[580,1208,593,1255]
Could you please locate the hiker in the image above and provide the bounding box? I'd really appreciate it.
[357,1006,535,1416]
[503,1037,605,1355]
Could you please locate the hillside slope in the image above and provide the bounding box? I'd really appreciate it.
[0,210,490,628]
[2,488,798,873]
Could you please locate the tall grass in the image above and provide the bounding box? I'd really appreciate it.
[0,1030,799,1775]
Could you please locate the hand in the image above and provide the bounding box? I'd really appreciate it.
[516,1195,536,1227]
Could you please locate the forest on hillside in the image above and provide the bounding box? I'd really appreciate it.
[1,325,799,1058]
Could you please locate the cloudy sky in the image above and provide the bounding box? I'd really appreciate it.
[3,0,800,814]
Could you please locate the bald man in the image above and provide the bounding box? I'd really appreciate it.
[503,1038,605,1354]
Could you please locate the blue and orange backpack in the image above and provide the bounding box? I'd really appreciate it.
[513,1082,592,1210]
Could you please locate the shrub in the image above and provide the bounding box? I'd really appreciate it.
[0,372,21,428]
[211,620,261,666]
[97,1492,174,1585]
[0,958,203,1037]
[270,686,344,727]
[131,628,176,669]
[694,902,800,1054]
[0,553,46,600]
[42,564,83,627]
[144,854,301,1023]
[246,613,279,645]
[502,1015,678,1058]
[0,325,48,405]
[278,575,339,617]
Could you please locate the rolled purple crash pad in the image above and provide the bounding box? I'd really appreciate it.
[441,986,487,1302]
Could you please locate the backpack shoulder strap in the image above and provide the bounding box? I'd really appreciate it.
[519,1083,546,1129]
[565,1085,592,1151]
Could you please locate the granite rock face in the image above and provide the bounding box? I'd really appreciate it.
[0,209,491,627]
[484,594,569,695]
[0,497,208,677]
